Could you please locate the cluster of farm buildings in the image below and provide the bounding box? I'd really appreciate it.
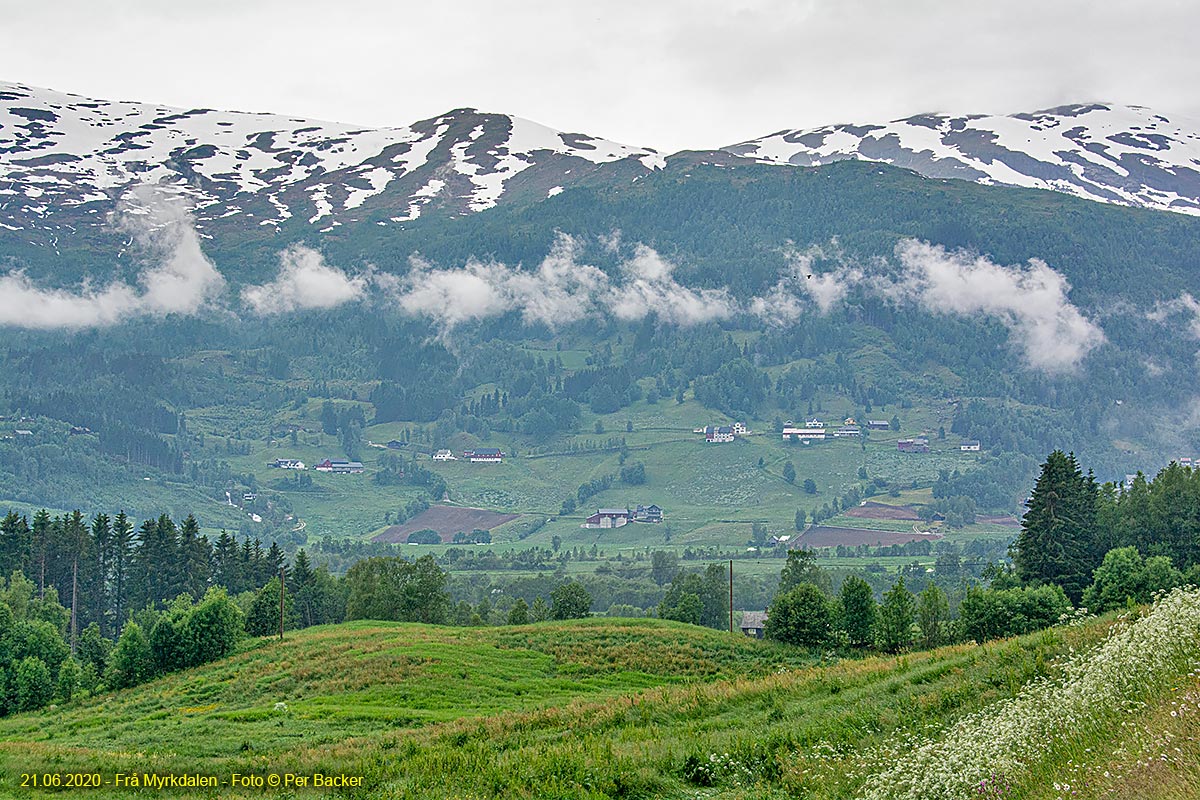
[780,418,874,441]
[268,448,508,474]
[582,505,664,528]
[268,457,365,473]
[898,438,981,453]
[776,419,980,453]
[695,422,749,442]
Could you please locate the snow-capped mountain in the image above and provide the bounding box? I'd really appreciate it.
[3,82,1200,245]
[0,82,663,235]
[724,104,1200,216]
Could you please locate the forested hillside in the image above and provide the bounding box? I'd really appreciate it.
[2,160,1200,546]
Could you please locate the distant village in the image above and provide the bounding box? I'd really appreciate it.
[694,417,982,454]
[263,414,991,493]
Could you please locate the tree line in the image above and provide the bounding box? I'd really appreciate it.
[1012,451,1200,606]
[0,506,605,718]
[761,451,1200,654]
[0,509,289,639]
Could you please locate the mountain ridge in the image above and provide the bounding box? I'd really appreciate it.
[725,102,1200,216]
[3,82,1200,248]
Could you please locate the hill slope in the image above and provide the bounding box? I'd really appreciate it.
[1,591,1197,799]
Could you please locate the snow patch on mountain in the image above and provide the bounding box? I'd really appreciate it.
[0,82,661,232]
[726,104,1200,215]
[4,82,1200,239]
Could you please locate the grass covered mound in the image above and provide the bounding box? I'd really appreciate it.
[0,619,811,780]
[1,594,1197,799]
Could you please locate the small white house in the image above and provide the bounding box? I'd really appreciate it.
[960,440,982,452]
[433,449,457,461]
[270,458,306,470]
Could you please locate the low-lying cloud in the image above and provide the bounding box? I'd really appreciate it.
[388,234,734,333]
[303,234,1107,373]
[0,208,1107,375]
[242,244,367,315]
[746,238,1104,372]
[888,239,1106,372]
[118,185,227,315]
[0,185,224,329]
[606,244,736,325]
[1148,293,1200,339]
[750,242,865,322]
[0,272,139,329]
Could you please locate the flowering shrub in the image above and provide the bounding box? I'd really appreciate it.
[681,749,775,788]
[857,587,1200,800]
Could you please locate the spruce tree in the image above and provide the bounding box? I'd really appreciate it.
[30,509,51,598]
[1012,450,1098,602]
[177,514,212,599]
[89,513,111,635]
[109,512,134,634]
[212,532,240,593]
[292,549,314,586]
[0,512,30,579]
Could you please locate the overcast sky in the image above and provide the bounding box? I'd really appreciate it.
[2,0,1197,153]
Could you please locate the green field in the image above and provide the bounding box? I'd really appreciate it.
[2,590,1198,799]
[202,389,992,558]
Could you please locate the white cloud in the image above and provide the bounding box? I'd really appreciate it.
[0,272,139,329]
[118,185,227,315]
[749,242,865,322]
[241,245,367,315]
[606,244,737,325]
[1148,293,1200,339]
[0,184,224,329]
[388,235,734,333]
[890,238,1105,372]
[747,237,1105,372]
[395,255,510,329]
[506,234,609,327]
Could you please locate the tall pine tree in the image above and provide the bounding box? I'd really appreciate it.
[177,514,212,599]
[89,513,111,635]
[110,511,134,633]
[1012,450,1098,602]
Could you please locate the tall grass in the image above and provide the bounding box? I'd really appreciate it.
[858,587,1200,800]
[0,598,1194,799]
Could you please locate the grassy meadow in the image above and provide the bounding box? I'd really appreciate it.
[205,386,998,557]
[2,589,1197,799]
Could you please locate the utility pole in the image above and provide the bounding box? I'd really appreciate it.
[70,556,78,654]
[279,567,286,641]
[728,559,734,634]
